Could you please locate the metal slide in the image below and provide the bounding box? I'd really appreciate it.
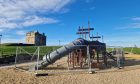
[30,38,88,71]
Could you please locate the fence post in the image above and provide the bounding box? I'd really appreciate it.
[15,47,18,67]
[36,47,40,72]
[87,45,91,71]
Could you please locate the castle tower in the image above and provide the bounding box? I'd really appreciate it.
[26,31,46,46]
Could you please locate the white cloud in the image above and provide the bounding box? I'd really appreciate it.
[116,23,140,29]
[129,23,140,28]
[128,17,140,28]
[2,37,25,43]
[0,0,73,30]
[0,29,4,32]
[132,17,140,21]
[116,17,140,29]
[21,16,58,27]
[0,0,75,43]
[90,6,95,10]
[16,30,26,35]
[0,18,18,29]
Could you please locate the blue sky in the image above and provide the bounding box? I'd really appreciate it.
[0,0,140,47]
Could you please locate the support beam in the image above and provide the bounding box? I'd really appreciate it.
[97,51,99,63]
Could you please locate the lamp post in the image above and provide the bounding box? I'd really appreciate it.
[0,35,2,57]
[58,40,61,46]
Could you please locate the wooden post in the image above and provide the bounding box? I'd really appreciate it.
[97,51,99,63]
[103,51,107,66]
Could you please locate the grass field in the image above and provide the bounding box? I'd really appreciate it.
[107,47,140,54]
[123,47,140,54]
[0,45,140,58]
[0,46,61,58]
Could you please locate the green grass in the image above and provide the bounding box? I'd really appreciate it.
[0,46,61,58]
[0,45,140,58]
[124,47,140,54]
[107,47,140,54]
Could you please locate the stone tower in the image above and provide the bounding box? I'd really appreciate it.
[26,31,46,46]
